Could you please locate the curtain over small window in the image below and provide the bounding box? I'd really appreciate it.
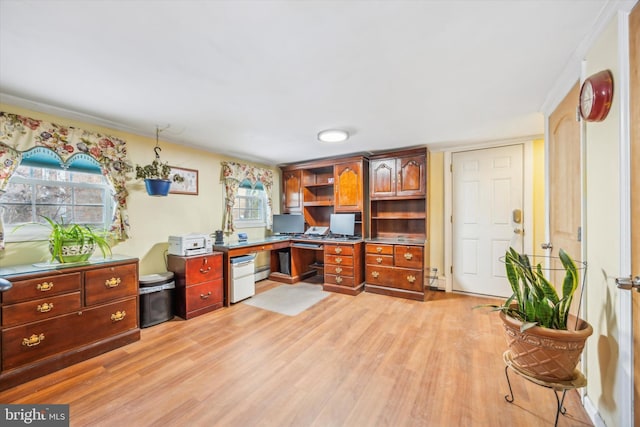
[0,112,131,250]
[221,161,274,233]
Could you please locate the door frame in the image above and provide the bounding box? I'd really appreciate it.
[443,138,536,292]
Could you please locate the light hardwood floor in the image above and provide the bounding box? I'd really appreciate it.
[0,278,593,426]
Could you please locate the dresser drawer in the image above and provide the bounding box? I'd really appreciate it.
[184,279,223,313]
[325,254,354,267]
[324,265,354,276]
[184,254,222,284]
[2,273,81,304]
[365,254,394,266]
[2,297,137,371]
[325,274,355,287]
[2,292,81,327]
[324,245,354,256]
[394,246,424,269]
[366,244,394,255]
[85,263,138,306]
[366,266,423,292]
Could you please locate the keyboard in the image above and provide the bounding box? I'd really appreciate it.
[293,243,322,249]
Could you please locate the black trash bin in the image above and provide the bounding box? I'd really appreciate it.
[278,249,291,275]
[139,272,175,328]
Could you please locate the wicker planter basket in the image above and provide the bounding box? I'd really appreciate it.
[500,310,593,382]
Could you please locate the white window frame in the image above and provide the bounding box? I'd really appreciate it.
[1,165,116,242]
[232,180,268,229]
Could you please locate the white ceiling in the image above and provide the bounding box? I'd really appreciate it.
[0,0,611,165]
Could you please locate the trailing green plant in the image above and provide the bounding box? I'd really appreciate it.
[135,159,184,182]
[476,247,579,332]
[42,216,112,263]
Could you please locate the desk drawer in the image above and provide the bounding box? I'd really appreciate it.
[3,273,81,304]
[365,254,394,266]
[325,274,355,287]
[325,254,354,267]
[2,292,81,327]
[184,254,222,284]
[366,244,393,255]
[324,265,353,276]
[85,263,138,306]
[185,279,223,313]
[394,246,423,269]
[324,245,353,256]
[366,266,423,292]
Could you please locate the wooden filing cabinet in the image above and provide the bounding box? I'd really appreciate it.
[168,252,224,319]
[365,242,425,301]
[323,242,364,296]
[0,258,140,391]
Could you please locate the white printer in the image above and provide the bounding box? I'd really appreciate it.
[168,234,213,256]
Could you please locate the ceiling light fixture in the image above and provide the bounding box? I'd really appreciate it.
[317,129,349,143]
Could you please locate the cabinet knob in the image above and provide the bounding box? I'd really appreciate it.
[37,302,54,313]
[376,247,383,253]
[404,253,413,260]
[105,277,121,288]
[406,275,416,283]
[37,282,54,292]
[335,247,342,254]
[200,291,212,300]
[372,271,380,278]
[22,333,45,347]
[111,310,126,322]
[335,257,342,264]
[376,257,383,264]
[335,267,342,274]
[200,257,212,274]
[336,276,343,284]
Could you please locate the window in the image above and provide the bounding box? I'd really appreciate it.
[232,180,267,228]
[0,153,116,242]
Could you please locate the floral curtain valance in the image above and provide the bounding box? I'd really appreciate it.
[221,161,274,233]
[0,112,131,243]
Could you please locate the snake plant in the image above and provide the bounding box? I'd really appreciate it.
[478,247,579,332]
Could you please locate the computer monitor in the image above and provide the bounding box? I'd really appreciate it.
[272,214,305,235]
[329,213,355,237]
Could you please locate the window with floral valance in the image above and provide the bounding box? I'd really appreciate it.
[0,112,131,250]
[221,161,274,233]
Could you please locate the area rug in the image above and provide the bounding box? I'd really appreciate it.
[242,283,329,316]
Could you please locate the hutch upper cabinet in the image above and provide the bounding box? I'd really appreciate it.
[282,170,302,213]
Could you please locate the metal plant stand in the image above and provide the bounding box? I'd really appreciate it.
[503,351,587,427]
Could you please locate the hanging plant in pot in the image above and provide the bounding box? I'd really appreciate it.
[477,247,592,382]
[135,159,184,197]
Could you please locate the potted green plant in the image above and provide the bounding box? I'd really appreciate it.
[135,159,184,196]
[477,247,592,382]
[43,216,112,263]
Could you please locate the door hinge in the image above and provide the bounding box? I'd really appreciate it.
[450,265,453,274]
[577,226,582,242]
[450,163,453,173]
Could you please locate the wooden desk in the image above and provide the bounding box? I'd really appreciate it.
[214,237,364,306]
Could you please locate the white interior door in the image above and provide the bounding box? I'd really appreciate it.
[452,145,524,297]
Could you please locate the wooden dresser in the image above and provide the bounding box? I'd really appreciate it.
[167,252,224,319]
[0,257,140,391]
[323,241,364,295]
[364,242,425,301]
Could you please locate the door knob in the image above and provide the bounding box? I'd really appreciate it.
[541,242,553,250]
[616,276,640,291]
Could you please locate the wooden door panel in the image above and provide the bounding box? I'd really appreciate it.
[548,82,582,314]
[283,170,302,213]
[370,159,395,198]
[334,161,363,211]
[396,155,426,197]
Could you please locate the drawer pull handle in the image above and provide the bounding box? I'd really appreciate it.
[22,333,45,347]
[37,282,54,292]
[105,277,121,288]
[335,247,342,254]
[201,291,212,299]
[336,276,343,284]
[376,247,383,253]
[37,303,54,313]
[376,257,383,264]
[407,275,416,283]
[372,271,380,278]
[111,310,126,322]
[200,257,212,274]
[335,267,342,274]
[404,253,413,260]
[335,257,342,264]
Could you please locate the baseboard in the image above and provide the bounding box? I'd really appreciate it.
[583,395,606,427]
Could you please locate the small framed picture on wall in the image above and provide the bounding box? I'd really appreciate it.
[169,166,198,195]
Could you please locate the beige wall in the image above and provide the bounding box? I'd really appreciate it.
[0,103,280,276]
[428,151,444,279]
[532,138,545,258]
[582,17,622,427]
